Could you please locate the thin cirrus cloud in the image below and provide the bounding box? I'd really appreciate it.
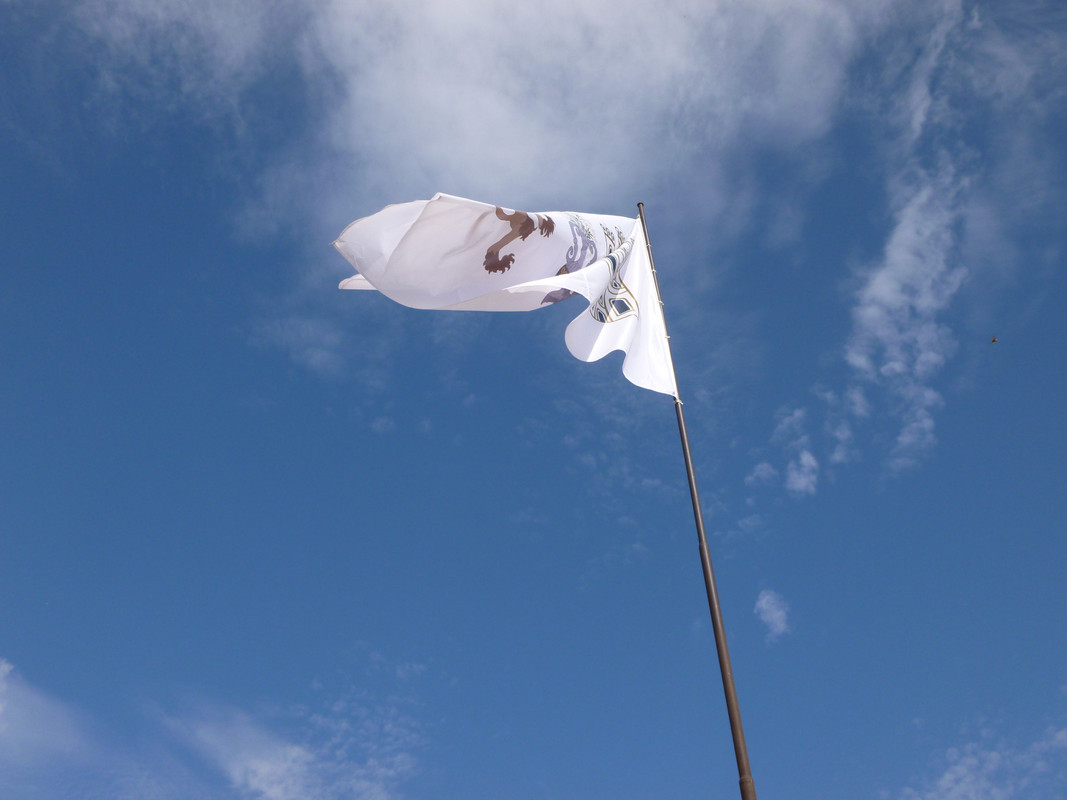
[0,658,420,800]
[897,725,1067,800]
[723,1,1067,499]
[837,0,1066,473]
[0,659,99,774]
[164,701,421,800]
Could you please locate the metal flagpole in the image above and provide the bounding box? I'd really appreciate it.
[638,203,758,800]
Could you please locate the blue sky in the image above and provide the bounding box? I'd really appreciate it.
[2,1,1066,798]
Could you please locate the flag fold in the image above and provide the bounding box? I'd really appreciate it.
[335,193,677,396]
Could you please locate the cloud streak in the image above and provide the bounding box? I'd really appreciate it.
[899,725,1067,800]
[0,659,103,771]
[836,0,1067,472]
[167,700,419,800]
[0,657,421,800]
[845,163,966,470]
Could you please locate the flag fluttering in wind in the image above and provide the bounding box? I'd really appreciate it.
[335,193,677,396]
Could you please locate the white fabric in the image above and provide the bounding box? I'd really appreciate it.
[335,193,677,396]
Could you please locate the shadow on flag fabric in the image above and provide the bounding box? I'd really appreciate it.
[335,193,677,396]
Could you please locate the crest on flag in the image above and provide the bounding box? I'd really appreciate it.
[588,238,638,324]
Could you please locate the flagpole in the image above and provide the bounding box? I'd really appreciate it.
[638,203,758,800]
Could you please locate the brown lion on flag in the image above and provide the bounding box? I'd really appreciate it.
[483,206,555,273]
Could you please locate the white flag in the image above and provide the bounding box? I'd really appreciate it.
[335,193,677,396]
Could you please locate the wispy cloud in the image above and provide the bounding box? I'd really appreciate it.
[64,0,875,220]
[899,725,1067,800]
[835,0,969,472]
[0,657,421,800]
[845,163,965,470]
[772,406,820,496]
[0,658,92,763]
[0,658,151,800]
[754,589,790,643]
[166,696,420,800]
[370,416,396,436]
[745,461,779,487]
[785,450,820,496]
[726,1,1067,492]
[73,0,304,116]
[253,315,350,379]
[293,0,869,211]
[836,0,1067,472]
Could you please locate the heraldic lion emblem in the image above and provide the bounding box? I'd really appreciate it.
[483,206,556,274]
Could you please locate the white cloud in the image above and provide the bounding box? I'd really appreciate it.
[0,659,8,718]
[183,717,317,800]
[73,0,302,109]
[167,702,419,800]
[0,657,421,800]
[63,0,886,236]
[0,658,97,771]
[845,169,967,384]
[255,315,350,378]
[894,0,962,150]
[843,161,967,471]
[754,589,790,642]
[785,449,819,495]
[847,386,870,419]
[370,416,396,435]
[737,514,764,534]
[772,406,808,445]
[0,660,192,800]
[836,0,1067,472]
[827,419,854,464]
[899,726,1067,800]
[395,662,426,681]
[294,0,873,212]
[763,406,819,496]
[745,461,779,487]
